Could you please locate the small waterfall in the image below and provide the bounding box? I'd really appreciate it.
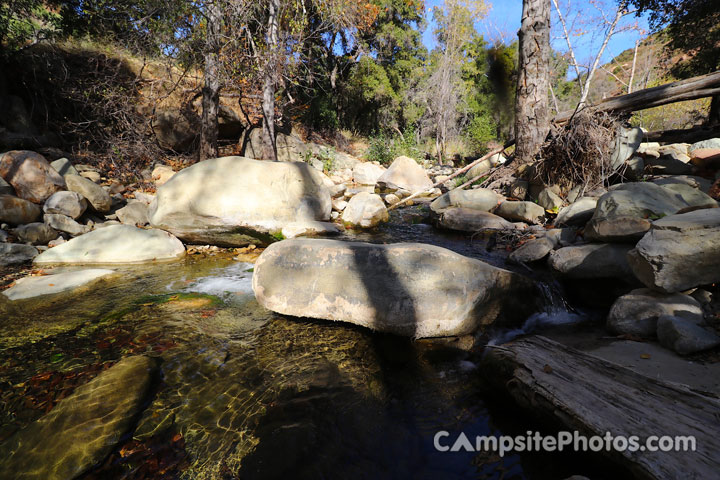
[488,280,585,345]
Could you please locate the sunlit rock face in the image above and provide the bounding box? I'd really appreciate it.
[148,157,333,247]
[253,238,539,338]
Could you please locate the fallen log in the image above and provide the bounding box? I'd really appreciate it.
[481,335,720,480]
[644,124,720,144]
[554,71,720,123]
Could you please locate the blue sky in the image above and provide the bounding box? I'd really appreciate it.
[422,0,650,76]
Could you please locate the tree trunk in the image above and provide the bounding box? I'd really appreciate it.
[199,1,222,161]
[261,0,280,161]
[514,0,550,164]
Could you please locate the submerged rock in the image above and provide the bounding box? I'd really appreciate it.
[0,356,157,480]
[2,268,115,301]
[628,209,720,293]
[607,288,703,337]
[34,224,185,264]
[149,157,332,246]
[252,238,538,338]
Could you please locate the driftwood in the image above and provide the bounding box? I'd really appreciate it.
[554,71,720,123]
[482,335,720,480]
[387,143,512,211]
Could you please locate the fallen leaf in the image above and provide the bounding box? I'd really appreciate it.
[640,354,651,359]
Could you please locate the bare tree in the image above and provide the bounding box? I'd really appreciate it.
[514,0,551,164]
[200,0,223,160]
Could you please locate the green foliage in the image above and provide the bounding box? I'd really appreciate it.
[365,128,422,165]
[0,1,62,51]
[317,148,336,173]
[465,113,496,154]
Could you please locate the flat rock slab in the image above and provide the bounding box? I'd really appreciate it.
[253,238,538,338]
[430,188,499,214]
[2,268,115,301]
[34,224,185,264]
[482,335,720,480]
[548,244,635,280]
[0,356,157,480]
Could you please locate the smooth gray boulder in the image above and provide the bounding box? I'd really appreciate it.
[610,126,643,171]
[430,188,499,214]
[688,138,720,153]
[149,157,331,246]
[548,244,635,279]
[341,192,389,228]
[116,201,149,226]
[376,156,432,193]
[43,213,89,237]
[0,150,65,203]
[49,157,79,177]
[537,187,563,211]
[509,237,555,264]
[628,209,720,293]
[34,224,185,264]
[651,175,712,193]
[553,197,597,227]
[0,194,41,225]
[252,239,538,338]
[585,182,717,242]
[437,208,514,232]
[495,201,545,224]
[645,152,693,175]
[2,268,115,301]
[607,288,703,337]
[0,243,38,266]
[657,315,720,355]
[0,356,157,480]
[65,174,111,212]
[352,162,386,185]
[14,222,57,245]
[43,191,87,219]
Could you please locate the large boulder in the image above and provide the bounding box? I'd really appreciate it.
[548,244,635,279]
[116,202,149,226]
[43,213,89,237]
[64,174,112,213]
[0,356,157,480]
[376,156,432,193]
[252,239,539,338]
[495,201,545,224]
[2,268,115,301]
[352,162,386,185]
[0,151,65,203]
[152,109,198,152]
[33,224,185,264]
[437,208,514,232]
[0,243,38,266]
[148,157,331,246]
[43,191,87,219]
[14,222,57,245]
[0,176,14,195]
[657,315,720,355]
[430,188,499,214]
[554,197,597,227]
[341,192,388,228]
[0,194,41,224]
[585,182,717,242]
[628,209,720,293]
[607,288,703,337]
